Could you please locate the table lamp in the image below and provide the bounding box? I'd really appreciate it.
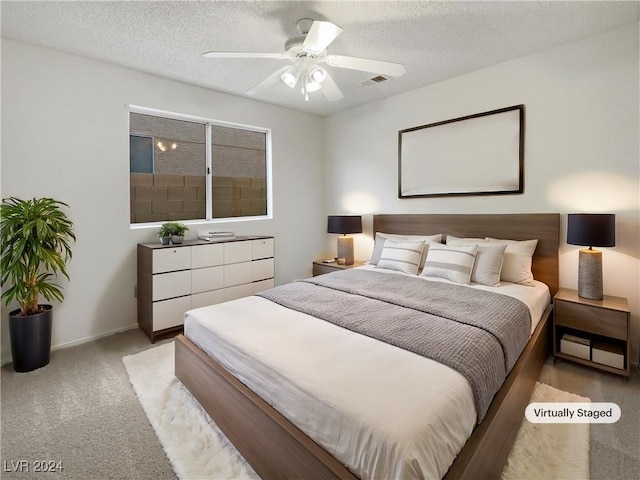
[327,215,362,265]
[567,213,615,300]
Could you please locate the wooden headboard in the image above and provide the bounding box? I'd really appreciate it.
[373,213,560,296]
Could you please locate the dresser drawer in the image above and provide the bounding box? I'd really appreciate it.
[153,270,191,301]
[555,300,627,340]
[224,241,253,264]
[191,290,224,309]
[224,262,253,287]
[252,258,274,282]
[153,296,191,331]
[191,244,224,269]
[153,247,191,273]
[191,266,224,294]
[253,238,274,260]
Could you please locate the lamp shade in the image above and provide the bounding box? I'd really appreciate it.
[567,214,615,248]
[327,215,362,235]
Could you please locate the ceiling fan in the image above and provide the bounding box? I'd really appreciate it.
[203,18,407,102]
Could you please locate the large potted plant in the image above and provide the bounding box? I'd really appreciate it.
[0,197,75,372]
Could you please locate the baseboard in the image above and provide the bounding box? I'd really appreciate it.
[1,323,139,367]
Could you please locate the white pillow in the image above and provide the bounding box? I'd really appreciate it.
[484,237,539,286]
[472,244,507,286]
[376,240,426,275]
[368,232,442,269]
[421,244,478,285]
[445,236,507,286]
[445,235,487,246]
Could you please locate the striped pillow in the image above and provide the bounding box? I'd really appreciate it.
[376,240,425,275]
[368,233,442,268]
[421,244,478,284]
[445,236,507,286]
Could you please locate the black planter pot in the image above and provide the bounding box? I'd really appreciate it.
[9,305,53,372]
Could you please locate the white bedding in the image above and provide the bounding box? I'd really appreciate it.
[183,268,550,480]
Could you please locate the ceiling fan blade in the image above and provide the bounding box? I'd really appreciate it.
[246,66,290,96]
[324,55,406,77]
[321,73,344,102]
[203,52,288,59]
[303,21,343,54]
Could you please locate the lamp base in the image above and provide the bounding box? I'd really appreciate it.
[337,236,355,266]
[578,248,603,300]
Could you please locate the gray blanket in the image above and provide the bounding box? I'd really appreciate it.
[257,269,531,422]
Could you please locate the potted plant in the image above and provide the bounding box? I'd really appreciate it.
[166,222,189,244]
[157,223,172,245]
[0,197,75,372]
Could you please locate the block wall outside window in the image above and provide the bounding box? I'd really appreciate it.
[130,174,267,223]
[130,173,206,223]
[211,176,267,219]
[129,110,269,224]
[211,125,267,218]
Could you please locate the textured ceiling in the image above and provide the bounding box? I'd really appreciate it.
[2,1,638,116]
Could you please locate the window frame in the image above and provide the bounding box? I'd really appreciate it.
[129,105,273,229]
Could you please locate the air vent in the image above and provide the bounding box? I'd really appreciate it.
[360,75,389,87]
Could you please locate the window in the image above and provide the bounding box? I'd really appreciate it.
[129,108,270,225]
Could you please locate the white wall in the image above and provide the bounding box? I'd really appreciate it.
[324,24,640,361]
[1,39,326,361]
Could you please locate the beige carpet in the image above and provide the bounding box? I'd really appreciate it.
[124,342,590,480]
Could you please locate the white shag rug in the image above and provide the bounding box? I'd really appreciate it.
[501,382,590,480]
[123,342,259,480]
[123,342,589,480]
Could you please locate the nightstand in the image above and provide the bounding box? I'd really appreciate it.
[553,288,630,377]
[312,260,366,276]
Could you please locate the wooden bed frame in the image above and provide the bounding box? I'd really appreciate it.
[175,213,560,480]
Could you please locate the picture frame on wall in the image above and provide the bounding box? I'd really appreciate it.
[398,104,525,198]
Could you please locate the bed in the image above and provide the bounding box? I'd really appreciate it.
[175,213,560,479]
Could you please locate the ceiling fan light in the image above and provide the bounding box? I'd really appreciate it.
[280,68,300,88]
[309,66,326,84]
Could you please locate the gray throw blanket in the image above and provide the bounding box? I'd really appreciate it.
[257,269,531,422]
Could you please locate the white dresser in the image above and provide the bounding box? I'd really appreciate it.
[137,236,274,342]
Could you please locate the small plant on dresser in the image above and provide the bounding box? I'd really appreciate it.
[159,222,189,244]
[157,223,172,245]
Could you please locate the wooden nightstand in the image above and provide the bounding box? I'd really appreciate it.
[553,288,630,377]
[312,260,366,276]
